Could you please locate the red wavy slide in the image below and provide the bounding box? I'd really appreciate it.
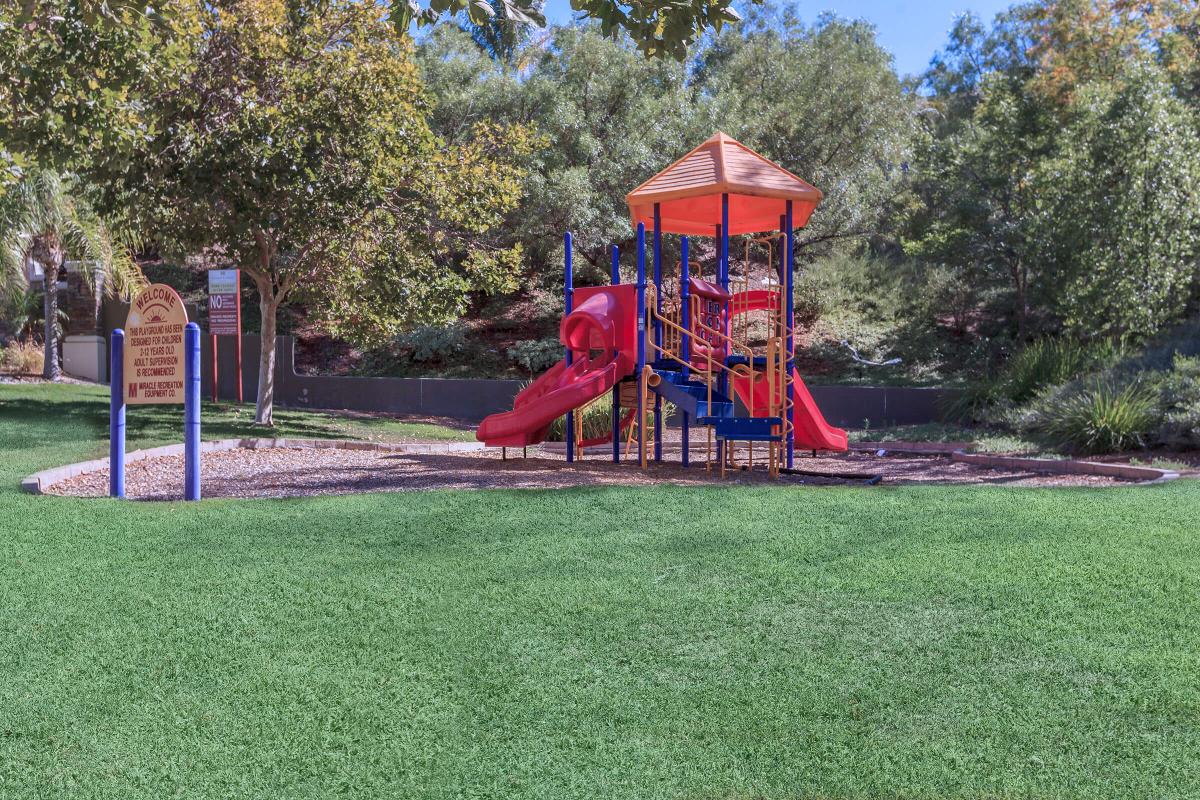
[729,290,848,452]
[477,288,637,448]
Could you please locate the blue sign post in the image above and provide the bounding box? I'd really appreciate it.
[184,322,201,501]
[109,330,126,499]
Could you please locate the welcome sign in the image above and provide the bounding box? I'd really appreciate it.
[124,284,188,404]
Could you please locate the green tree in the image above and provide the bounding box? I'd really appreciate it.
[137,0,531,425]
[699,8,919,257]
[399,0,748,59]
[1034,60,1200,340]
[0,1,193,181]
[904,72,1056,341]
[0,171,143,379]
[419,24,706,281]
[421,7,918,284]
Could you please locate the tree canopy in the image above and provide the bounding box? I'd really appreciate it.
[126,0,535,422]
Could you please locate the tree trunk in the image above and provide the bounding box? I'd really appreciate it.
[255,291,278,426]
[42,266,61,380]
[1011,260,1029,342]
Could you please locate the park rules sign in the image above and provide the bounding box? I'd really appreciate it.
[208,269,240,335]
[124,284,188,404]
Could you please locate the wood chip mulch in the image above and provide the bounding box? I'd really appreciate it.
[45,443,1127,501]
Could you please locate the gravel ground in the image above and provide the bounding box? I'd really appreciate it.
[47,443,1127,500]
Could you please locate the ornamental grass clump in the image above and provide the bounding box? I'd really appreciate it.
[1030,380,1157,454]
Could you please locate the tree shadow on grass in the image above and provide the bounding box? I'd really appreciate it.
[0,398,109,450]
[0,394,361,455]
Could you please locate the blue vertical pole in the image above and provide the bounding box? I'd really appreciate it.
[714,224,721,284]
[778,215,787,285]
[718,194,731,469]
[785,201,796,469]
[635,223,646,461]
[720,193,730,290]
[610,244,620,464]
[184,322,201,501]
[564,231,575,463]
[109,330,125,498]
[680,237,690,468]
[653,204,663,463]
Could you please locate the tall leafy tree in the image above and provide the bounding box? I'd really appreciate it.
[699,8,919,257]
[1022,0,1200,104]
[398,0,749,59]
[421,7,919,283]
[136,0,532,424]
[0,171,143,379]
[1033,60,1200,340]
[0,1,193,181]
[905,73,1056,341]
[419,24,706,281]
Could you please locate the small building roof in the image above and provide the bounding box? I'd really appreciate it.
[626,132,823,236]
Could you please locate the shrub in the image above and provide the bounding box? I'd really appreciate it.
[0,341,44,374]
[397,323,467,363]
[1028,380,1157,454]
[546,391,616,442]
[1149,354,1200,449]
[506,338,562,375]
[545,390,677,443]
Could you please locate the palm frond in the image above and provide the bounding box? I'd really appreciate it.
[0,169,146,300]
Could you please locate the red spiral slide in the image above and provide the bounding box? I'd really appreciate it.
[476,286,638,448]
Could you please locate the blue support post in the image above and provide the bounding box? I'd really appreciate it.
[610,244,620,464]
[109,330,125,498]
[680,237,690,468]
[635,223,647,462]
[184,322,201,501]
[720,193,730,290]
[717,194,731,468]
[778,215,787,285]
[653,204,663,463]
[785,201,796,469]
[564,231,575,463]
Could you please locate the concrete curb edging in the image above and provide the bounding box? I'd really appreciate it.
[20,438,486,495]
[853,440,1179,484]
[948,451,1180,484]
[851,441,972,454]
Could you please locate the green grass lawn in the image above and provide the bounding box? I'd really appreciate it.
[2,383,1199,798]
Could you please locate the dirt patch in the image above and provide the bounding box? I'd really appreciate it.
[46,443,1129,501]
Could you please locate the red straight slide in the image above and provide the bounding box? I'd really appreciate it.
[730,369,849,452]
[728,288,848,452]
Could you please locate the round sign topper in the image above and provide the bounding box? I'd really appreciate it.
[123,284,189,404]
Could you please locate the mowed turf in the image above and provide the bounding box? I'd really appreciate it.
[1,383,1198,799]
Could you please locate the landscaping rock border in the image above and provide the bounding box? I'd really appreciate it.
[20,438,485,495]
[855,441,1180,484]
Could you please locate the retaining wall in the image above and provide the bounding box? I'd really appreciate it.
[198,336,960,425]
[99,298,961,425]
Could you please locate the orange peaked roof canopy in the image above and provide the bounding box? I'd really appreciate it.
[626,132,823,236]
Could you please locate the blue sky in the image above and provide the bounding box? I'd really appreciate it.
[539,0,1014,77]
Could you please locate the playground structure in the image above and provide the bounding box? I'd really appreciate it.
[476,132,848,476]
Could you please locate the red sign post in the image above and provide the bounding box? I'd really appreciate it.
[207,269,243,403]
